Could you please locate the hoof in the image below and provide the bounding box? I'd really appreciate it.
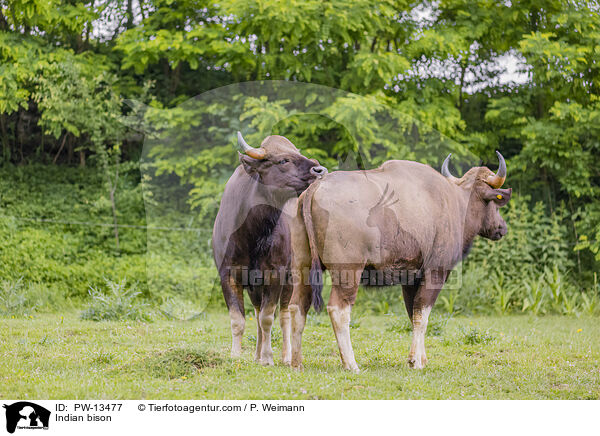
[344,365,360,374]
[407,356,427,369]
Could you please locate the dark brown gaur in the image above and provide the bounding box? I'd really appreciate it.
[212,132,326,365]
[289,152,511,372]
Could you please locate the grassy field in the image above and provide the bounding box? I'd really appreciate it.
[1,312,599,400]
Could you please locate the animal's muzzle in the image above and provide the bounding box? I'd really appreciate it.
[311,165,328,177]
[491,224,508,240]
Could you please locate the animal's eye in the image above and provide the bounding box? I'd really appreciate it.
[278,159,289,165]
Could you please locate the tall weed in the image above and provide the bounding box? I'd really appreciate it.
[81,278,152,321]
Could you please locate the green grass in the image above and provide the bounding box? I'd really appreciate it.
[1,312,599,400]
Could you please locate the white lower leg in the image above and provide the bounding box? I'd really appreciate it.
[259,307,275,366]
[229,309,245,357]
[280,308,292,365]
[254,307,263,362]
[290,304,306,369]
[408,306,431,369]
[327,305,359,373]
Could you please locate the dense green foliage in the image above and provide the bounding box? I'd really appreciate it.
[0,164,217,312]
[1,165,598,319]
[1,0,600,311]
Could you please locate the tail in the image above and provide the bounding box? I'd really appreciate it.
[301,181,324,312]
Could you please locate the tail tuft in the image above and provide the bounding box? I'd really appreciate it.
[309,258,324,312]
[301,181,324,313]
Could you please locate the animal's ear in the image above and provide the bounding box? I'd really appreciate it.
[482,186,512,206]
[239,153,262,175]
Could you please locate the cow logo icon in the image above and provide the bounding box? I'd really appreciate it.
[3,402,50,434]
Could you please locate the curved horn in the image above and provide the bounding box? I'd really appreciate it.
[485,150,506,188]
[237,131,266,160]
[441,153,458,182]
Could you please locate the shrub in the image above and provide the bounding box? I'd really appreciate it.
[80,278,152,322]
[0,278,30,317]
